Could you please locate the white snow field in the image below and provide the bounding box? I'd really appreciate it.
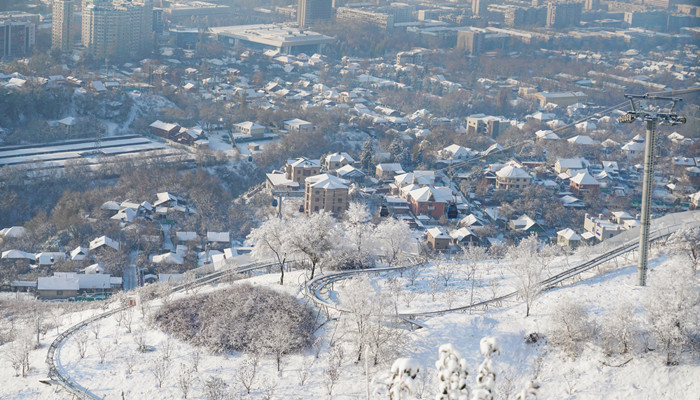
[0,247,698,400]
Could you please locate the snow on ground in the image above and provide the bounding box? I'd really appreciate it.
[0,249,697,399]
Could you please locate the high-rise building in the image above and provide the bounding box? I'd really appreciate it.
[0,19,35,58]
[297,0,332,27]
[81,0,153,59]
[584,0,600,10]
[546,1,582,28]
[52,0,74,51]
[472,0,488,17]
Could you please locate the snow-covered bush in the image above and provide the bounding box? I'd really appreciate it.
[435,343,470,400]
[548,299,594,358]
[376,358,421,400]
[153,284,315,355]
[474,337,500,400]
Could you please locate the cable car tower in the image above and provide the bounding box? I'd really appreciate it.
[617,94,686,286]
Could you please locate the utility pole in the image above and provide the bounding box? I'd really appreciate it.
[617,94,686,286]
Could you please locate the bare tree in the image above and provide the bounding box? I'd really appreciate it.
[290,212,339,280]
[75,330,89,359]
[428,275,441,302]
[190,348,202,372]
[204,376,228,400]
[324,363,340,398]
[123,308,133,333]
[161,337,173,361]
[463,244,486,313]
[96,340,111,364]
[178,363,195,399]
[6,333,31,377]
[297,357,313,386]
[237,352,260,394]
[125,353,137,375]
[150,356,170,388]
[133,327,147,352]
[91,321,101,339]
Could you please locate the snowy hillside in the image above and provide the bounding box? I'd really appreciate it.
[0,246,698,399]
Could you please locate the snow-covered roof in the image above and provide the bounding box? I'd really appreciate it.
[426,227,450,239]
[450,227,477,241]
[557,228,581,241]
[38,275,79,291]
[325,152,355,163]
[570,171,600,186]
[408,186,453,203]
[100,201,121,211]
[496,165,531,179]
[89,236,120,251]
[176,231,199,242]
[336,164,365,178]
[1,249,35,259]
[207,231,230,243]
[151,252,184,264]
[306,174,349,190]
[0,226,26,238]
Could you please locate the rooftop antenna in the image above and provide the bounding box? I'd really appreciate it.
[617,94,686,286]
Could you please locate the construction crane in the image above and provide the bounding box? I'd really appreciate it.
[617,94,686,286]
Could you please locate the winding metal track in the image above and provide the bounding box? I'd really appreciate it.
[305,218,699,323]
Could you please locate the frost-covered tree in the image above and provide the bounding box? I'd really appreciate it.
[374,218,415,265]
[666,227,700,273]
[341,202,376,268]
[204,376,228,400]
[435,343,470,400]
[645,261,700,365]
[290,211,339,279]
[549,298,594,358]
[473,337,500,400]
[462,244,486,312]
[601,302,639,356]
[248,217,292,285]
[507,235,545,317]
[339,276,397,363]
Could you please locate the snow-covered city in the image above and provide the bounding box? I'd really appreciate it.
[1,0,699,398]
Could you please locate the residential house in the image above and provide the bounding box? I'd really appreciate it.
[233,121,265,138]
[689,191,700,209]
[621,138,645,159]
[450,227,480,247]
[0,226,26,238]
[426,227,450,250]
[286,158,322,185]
[440,144,476,160]
[207,231,230,249]
[570,171,600,195]
[284,118,313,134]
[150,120,180,138]
[554,157,588,174]
[557,228,581,247]
[266,171,300,191]
[466,114,509,138]
[376,163,404,180]
[325,152,355,171]
[174,127,206,145]
[583,213,624,241]
[407,186,452,219]
[304,174,349,215]
[336,164,365,183]
[509,215,544,233]
[89,236,120,251]
[495,166,532,190]
[37,274,78,299]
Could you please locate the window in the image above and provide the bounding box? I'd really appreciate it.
[57,290,63,295]
[314,206,319,211]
